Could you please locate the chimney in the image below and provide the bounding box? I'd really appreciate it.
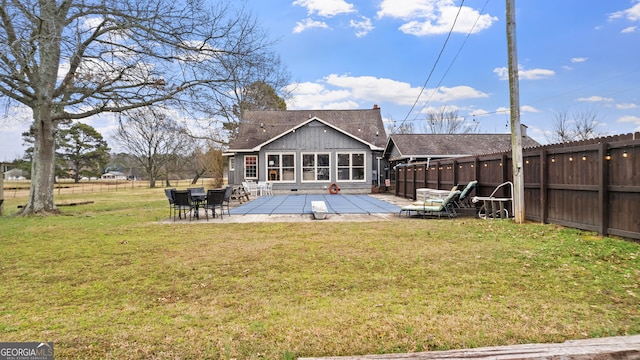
[520,124,528,137]
[373,104,379,109]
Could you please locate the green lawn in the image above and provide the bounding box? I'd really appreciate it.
[0,187,638,359]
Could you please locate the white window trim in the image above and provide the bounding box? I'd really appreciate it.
[301,152,331,183]
[244,155,258,180]
[229,157,235,172]
[265,152,297,183]
[336,152,367,182]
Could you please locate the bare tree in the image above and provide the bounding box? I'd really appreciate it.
[203,144,226,188]
[0,0,277,215]
[424,107,479,134]
[114,107,191,188]
[546,108,603,143]
[204,55,291,143]
[388,120,415,135]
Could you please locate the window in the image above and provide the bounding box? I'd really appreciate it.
[229,157,235,172]
[244,155,257,180]
[302,153,330,182]
[337,153,365,181]
[267,153,295,182]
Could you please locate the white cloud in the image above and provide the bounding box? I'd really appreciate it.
[285,74,488,110]
[622,26,637,33]
[492,105,537,115]
[324,74,421,105]
[285,81,353,109]
[426,85,488,103]
[493,66,555,80]
[292,0,355,17]
[350,16,374,37]
[610,2,640,22]
[576,96,614,103]
[469,108,492,117]
[519,68,555,80]
[495,106,510,115]
[293,18,330,33]
[617,115,640,130]
[570,57,588,63]
[377,0,437,20]
[377,0,497,36]
[521,105,540,113]
[616,102,638,110]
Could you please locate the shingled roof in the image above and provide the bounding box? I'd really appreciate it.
[385,133,540,161]
[227,108,388,151]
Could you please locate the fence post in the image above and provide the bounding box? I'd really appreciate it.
[452,159,458,186]
[435,160,441,189]
[474,157,480,183]
[540,149,548,224]
[598,142,609,236]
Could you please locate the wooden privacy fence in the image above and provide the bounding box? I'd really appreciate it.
[394,133,640,241]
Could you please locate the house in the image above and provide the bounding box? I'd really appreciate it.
[101,171,127,180]
[225,106,388,193]
[384,125,540,169]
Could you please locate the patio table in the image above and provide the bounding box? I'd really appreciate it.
[189,191,206,219]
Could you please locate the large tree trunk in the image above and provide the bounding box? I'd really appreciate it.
[17,0,63,216]
[20,113,60,215]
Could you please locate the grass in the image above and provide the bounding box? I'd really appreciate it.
[0,186,639,359]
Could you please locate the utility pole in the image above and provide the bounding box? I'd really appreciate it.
[506,0,525,223]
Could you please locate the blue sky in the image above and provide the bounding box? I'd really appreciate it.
[1,0,639,161]
[255,0,640,139]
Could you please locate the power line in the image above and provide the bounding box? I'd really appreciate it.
[395,0,467,133]
[411,0,491,123]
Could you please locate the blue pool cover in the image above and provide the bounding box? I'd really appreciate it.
[230,194,401,215]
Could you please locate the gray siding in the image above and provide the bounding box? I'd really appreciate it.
[261,121,372,192]
[265,120,367,152]
[231,121,378,193]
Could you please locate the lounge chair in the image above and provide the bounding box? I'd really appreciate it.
[456,180,478,208]
[399,189,461,219]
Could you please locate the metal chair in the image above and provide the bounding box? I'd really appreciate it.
[222,186,233,216]
[171,190,195,221]
[164,188,176,218]
[203,189,225,220]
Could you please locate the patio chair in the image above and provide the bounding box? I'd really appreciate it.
[171,190,195,221]
[257,181,268,196]
[222,186,233,216]
[203,189,225,220]
[456,180,478,208]
[399,189,461,219]
[242,181,259,197]
[164,188,176,218]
